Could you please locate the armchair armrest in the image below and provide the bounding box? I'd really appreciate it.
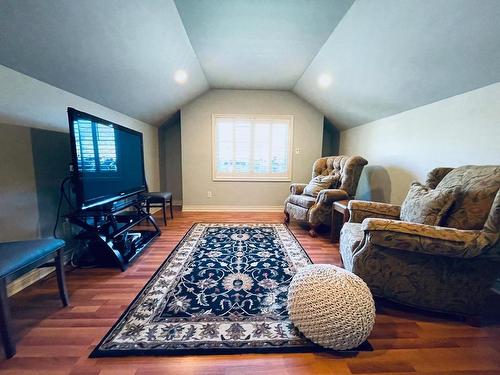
[290,183,307,195]
[316,189,349,206]
[348,200,401,223]
[362,218,494,258]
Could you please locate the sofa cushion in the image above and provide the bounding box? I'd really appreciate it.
[400,182,455,225]
[285,202,309,221]
[303,175,338,197]
[288,194,316,209]
[435,165,500,230]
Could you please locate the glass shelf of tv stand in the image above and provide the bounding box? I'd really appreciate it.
[67,207,151,236]
[66,197,160,271]
[70,194,147,216]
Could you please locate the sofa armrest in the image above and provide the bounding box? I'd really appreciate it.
[362,218,493,258]
[290,183,307,195]
[348,200,401,223]
[316,189,349,206]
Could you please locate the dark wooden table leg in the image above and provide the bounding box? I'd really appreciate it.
[162,199,167,226]
[169,198,174,219]
[331,205,338,242]
[343,208,350,223]
[0,278,16,358]
[55,248,69,307]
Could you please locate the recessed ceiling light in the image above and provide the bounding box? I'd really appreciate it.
[174,69,188,84]
[318,73,332,88]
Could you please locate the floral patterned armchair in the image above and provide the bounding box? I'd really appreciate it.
[284,155,367,237]
[339,165,500,317]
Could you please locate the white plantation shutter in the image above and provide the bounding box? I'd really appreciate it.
[74,119,95,172]
[213,114,293,181]
[96,124,117,172]
[73,119,117,173]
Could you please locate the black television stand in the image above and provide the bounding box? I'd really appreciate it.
[68,196,160,271]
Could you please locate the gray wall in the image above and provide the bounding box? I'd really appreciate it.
[340,82,500,204]
[31,128,71,238]
[0,64,162,240]
[0,65,161,192]
[294,0,500,129]
[0,123,39,241]
[321,118,340,157]
[159,112,183,204]
[0,123,71,242]
[181,89,324,209]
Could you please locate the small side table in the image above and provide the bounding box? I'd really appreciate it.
[330,200,350,243]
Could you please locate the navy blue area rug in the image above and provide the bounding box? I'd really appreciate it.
[90,223,372,357]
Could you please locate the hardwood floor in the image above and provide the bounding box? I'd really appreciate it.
[1,209,499,374]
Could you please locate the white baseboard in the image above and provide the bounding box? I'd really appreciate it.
[182,205,284,212]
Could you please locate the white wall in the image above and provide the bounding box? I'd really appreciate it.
[340,82,500,204]
[0,65,160,190]
[181,90,324,210]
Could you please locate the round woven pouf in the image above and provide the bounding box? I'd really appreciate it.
[287,264,375,350]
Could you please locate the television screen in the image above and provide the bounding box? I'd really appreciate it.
[68,108,147,210]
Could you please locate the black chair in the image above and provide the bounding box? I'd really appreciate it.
[143,192,173,225]
[0,239,69,358]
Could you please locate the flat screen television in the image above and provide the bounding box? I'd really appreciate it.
[68,108,147,210]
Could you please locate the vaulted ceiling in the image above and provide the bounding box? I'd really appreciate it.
[1,0,499,129]
[0,0,209,126]
[174,0,353,89]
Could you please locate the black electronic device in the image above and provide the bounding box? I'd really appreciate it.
[66,108,160,270]
[67,107,147,211]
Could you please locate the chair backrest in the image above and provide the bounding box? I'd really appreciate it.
[428,165,500,233]
[312,155,368,197]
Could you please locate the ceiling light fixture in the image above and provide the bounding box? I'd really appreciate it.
[174,69,188,84]
[318,73,332,88]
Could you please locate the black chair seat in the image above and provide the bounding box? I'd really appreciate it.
[141,191,174,225]
[144,192,172,202]
[0,239,65,279]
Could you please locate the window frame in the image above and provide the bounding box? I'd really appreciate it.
[211,114,294,182]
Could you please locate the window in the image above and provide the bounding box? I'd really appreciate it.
[74,119,117,173]
[212,114,293,181]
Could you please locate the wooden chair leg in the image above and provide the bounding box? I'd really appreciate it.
[55,248,69,307]
[169,198,174,219]
[309,225,319,238]
[162,200,167,226]
[0,278,16,358]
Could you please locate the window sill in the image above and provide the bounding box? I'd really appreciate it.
[213,177,291,182]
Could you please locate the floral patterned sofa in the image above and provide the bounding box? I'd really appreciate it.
[284,155,367,237]
[339,165,500,317]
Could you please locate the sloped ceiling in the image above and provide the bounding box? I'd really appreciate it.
[174,0,353,89]
[0,0,209,126]
[1,0,499,129]
[294,0,500,129]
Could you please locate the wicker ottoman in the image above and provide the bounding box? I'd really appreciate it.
[287,264,375,350]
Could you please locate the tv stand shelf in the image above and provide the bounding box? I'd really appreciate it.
[68,196,160,271]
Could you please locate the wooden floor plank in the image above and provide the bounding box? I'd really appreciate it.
[1,208,499,374]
